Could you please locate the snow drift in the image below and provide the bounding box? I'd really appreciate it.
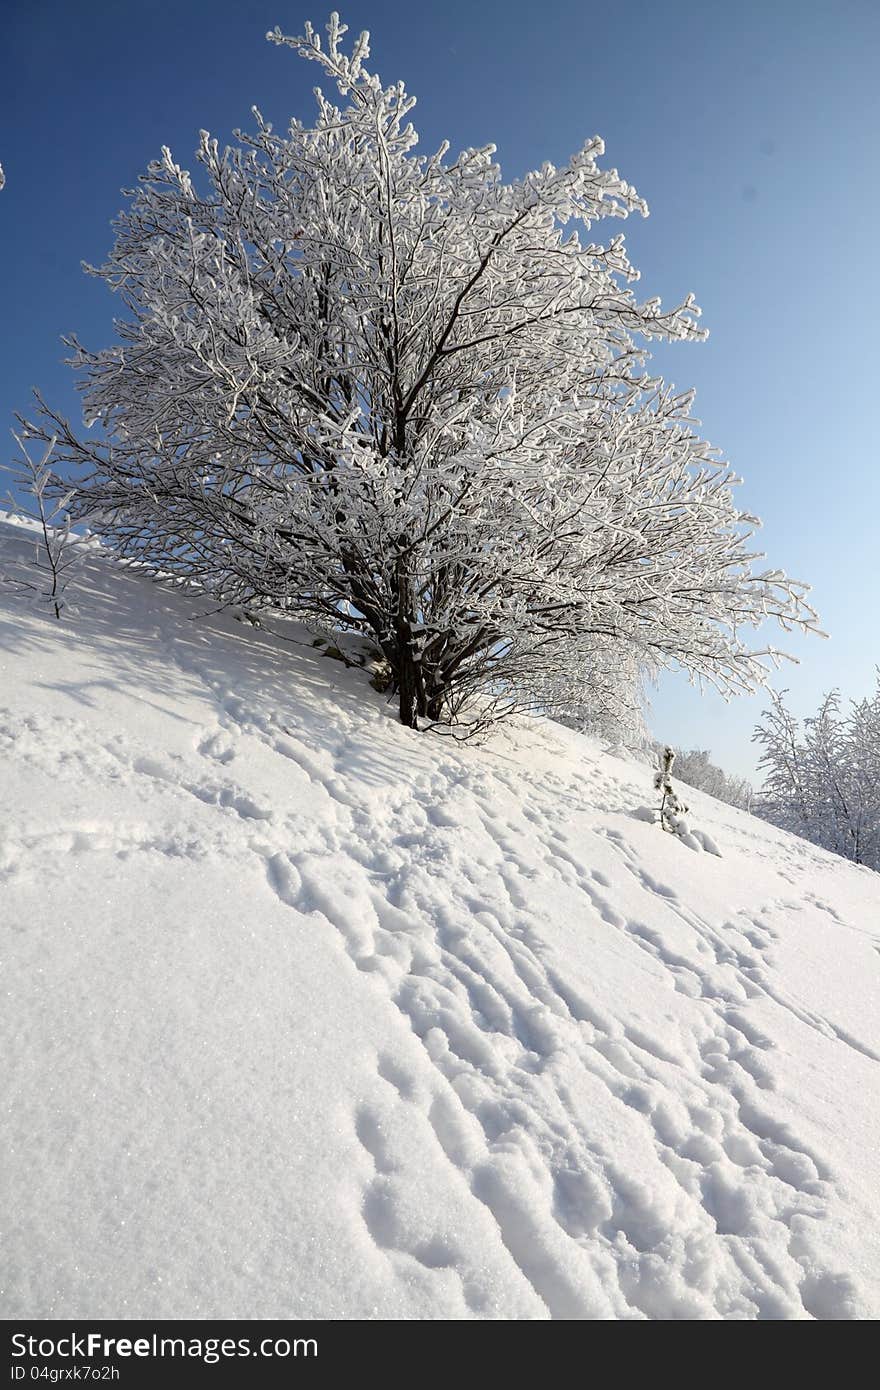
[1,519,878,1320]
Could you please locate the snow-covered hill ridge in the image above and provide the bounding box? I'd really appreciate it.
[2,519,878,1320]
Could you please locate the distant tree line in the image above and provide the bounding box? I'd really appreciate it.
[753,677,880,871]
[653,745,754,812]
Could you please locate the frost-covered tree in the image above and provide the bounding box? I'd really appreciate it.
[2,434,80,619]
[846,690,880,868]
[754,680,880,870]
[21,13,818,730]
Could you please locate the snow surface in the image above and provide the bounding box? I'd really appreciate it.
[1,518,879,1320]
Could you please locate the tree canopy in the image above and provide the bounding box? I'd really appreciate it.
[22,13,818,731]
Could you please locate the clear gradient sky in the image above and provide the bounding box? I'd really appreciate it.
[2,0,878,778]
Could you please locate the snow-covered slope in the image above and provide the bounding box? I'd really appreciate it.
[2,519,878,1321]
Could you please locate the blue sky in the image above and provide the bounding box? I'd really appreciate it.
[2,0,878,777]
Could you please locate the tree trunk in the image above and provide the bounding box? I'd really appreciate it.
[396,642,421,728]
[392,557,427,729]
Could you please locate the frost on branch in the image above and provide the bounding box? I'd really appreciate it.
[19,13,820,731]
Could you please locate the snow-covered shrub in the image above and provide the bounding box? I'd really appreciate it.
[20,13,818,733]
[754,682,880,870]
[1,433,81,619]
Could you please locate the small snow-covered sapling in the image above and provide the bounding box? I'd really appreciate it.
[2,433,81,619]
[654,745,689,833]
